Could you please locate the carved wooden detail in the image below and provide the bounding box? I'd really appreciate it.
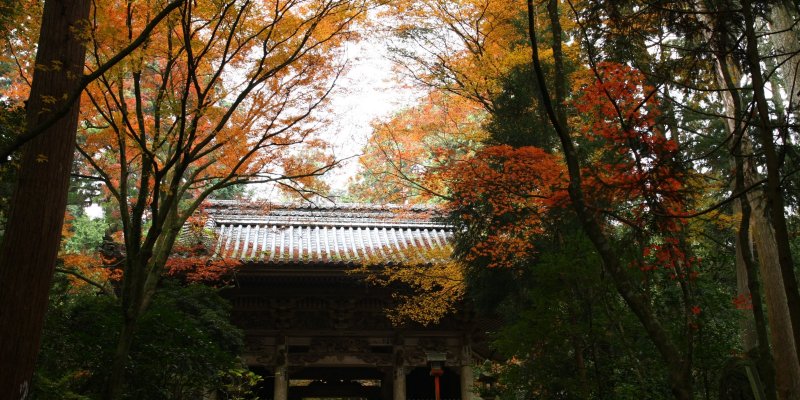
[229,264,483,371]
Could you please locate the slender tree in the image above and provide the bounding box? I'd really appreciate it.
[524,1,694,398]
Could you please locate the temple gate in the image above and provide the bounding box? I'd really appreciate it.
[207,201,489,400]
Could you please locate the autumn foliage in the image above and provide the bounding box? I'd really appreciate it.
[355,245,463,326]
[444,145,566,268]
[385,0,533,108]
[164,210,240,284]
[572,63,696,278]
[574,63,686,220]
[165,246,240,285]
[350,92,486,203]
[432,62,694,275]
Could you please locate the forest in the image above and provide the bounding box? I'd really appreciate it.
[0,0,799,399]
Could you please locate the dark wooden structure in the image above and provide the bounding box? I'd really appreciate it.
[208,201,486,400]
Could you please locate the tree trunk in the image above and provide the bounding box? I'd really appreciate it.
[769,1,800,122]
[749,191,800,399]
[741,0,800,373]
[105,314,139,400]
[704,18,759,352]
[698,8,780,396]
[0,0,90,398]
[103,252,154,400]
[525,2,692,398]
[733,200,758,350]
[738,138,778,400]
[104,207,183,399]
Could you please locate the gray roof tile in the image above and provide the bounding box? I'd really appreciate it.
[206,201,453,264]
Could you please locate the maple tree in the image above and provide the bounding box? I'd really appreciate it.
[525,2,700,396]
[353,244,463,326]
[444,144,566,268]
[0,0,185,160]
[443,57,700,398]
[619,2,800,397]
[355,143,567,327]
[0,1,40,104]
[352,0,577,205]
[163,209,240,285]
[384,0,539,112]
[521,2,800,399]
[69,0,367,397]
[564,2,789,397]
[349,91,485,204]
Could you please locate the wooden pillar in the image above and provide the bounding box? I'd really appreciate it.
[382,367,394,400]
[461,365,475,400]
[394,347,406,400]
[274,344,288,400]
[461,343,475,400]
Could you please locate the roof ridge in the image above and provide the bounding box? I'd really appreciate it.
[205,199,443,212]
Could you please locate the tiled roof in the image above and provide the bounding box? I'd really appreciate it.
[205,201,453,264]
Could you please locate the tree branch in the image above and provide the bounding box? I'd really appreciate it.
[55,267,116,298]
[0,0,184,163]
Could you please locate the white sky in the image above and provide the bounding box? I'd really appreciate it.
[320,34,424,192]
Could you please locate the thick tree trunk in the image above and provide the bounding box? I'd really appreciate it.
[769,1,800,122]
[699,11,780,397]
[737,139,778,400]
[0,0,90,398]
[704,20,759,353]
[749,192,800,399]
[741,0,800,373]
[737,137,778,400]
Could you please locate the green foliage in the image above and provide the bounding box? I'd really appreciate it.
[63,207,108,254]
[32,279,251,400]
[217,367,263,400]
[461,220,741,399]
[466,226,669,399]
[31,276,121,399]
[210,183,250,201]
[485,64,558,150]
